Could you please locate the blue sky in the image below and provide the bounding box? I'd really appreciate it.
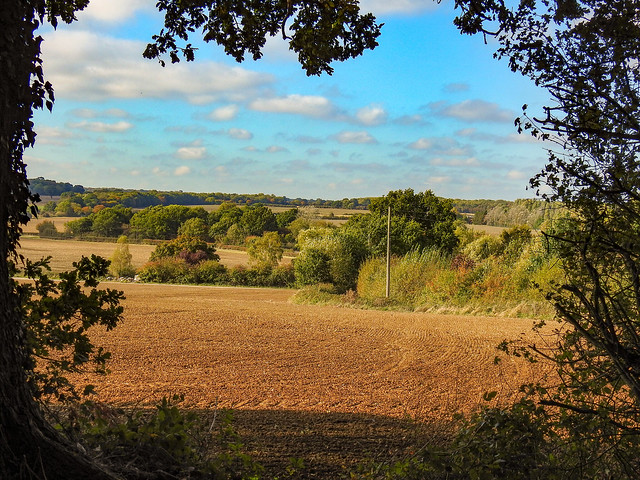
[27,0,551,201]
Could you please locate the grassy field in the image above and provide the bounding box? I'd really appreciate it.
[17,236,257,273]
[67,282,552,476]
[23,216,76,234]
[467,224,508,235]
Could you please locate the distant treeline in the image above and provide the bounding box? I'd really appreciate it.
[29,177,84,197]
[31,178,563,229]
[29,178,372,211]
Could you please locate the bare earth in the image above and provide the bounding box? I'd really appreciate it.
[70,282,550,476]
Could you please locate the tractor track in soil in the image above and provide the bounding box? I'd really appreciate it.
[69,282,552,477]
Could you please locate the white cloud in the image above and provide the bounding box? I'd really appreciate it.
[174,166,191,176]
[176,146,207,160]
[444,83,470,93]
[456,127,477,137]
[79,0,152,23]
[68,121,133,133]
[42,30,273,104]
[72,108,130,119]
[408,136,474,157]
[432,99,515,123]
[507,170,526,180]
[431,157,480,167]
[427,176,452,184]
[266,145,287,153]
[35,127,75,146]
[394,114,426,125]
[333,131,377,144]
[408,138,432,150]
[356,104,387,126]
[209,105,239,121]
[359,0,438,15]
[250,94,336,118]
[228,128,253,140]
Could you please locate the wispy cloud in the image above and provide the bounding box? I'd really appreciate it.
[249,94,336,118]
[431,99,515,123]
[407,136,474,157]
[266,145,287,153]
[71,108,131,119]
[174,166,191,176]
[35,127,75,146]
[408,138,433,150]
[394,114,427,126]
[228,128,253,140]
[333,131,377,144]
[443,83,470,93]
[68,121,133,133]
[359,0,439,15]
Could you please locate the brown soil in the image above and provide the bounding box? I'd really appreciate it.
[70,282,552,477]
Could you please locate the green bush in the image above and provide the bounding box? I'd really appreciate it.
[462,234,503,262]
[192,260,228,284]
[294,248,332,286]
[36,219,60,238]
[150,234,219,264]
[247,231,283,269]
[137,258,192,284]
[109,235,136,278]
[266,264,295,287]
[295,229,367,292]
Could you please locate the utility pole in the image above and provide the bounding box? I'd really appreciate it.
[386,205,391,298]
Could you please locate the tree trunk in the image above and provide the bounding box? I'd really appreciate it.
[0,3,116,479]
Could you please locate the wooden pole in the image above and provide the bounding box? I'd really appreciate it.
[386,205,391,298]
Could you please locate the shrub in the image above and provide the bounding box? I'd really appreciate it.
[266,264,295,287]
[247,231,283,269]
[16,256,124,403]
[294,248,332,286]
[65,217,93,237]
[137,258,192,284]
[462,234,503,262]
[109,235,136,278]
[192,260,228,284]
[36,220,60,238]
[150,235,219,264]
[295,229,367,292]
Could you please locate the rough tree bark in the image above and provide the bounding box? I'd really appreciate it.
[0,3,115,479]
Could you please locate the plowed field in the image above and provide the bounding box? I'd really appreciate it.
[71,282,552,477]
